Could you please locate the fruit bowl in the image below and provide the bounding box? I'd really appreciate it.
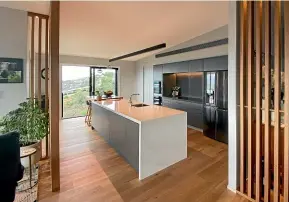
[104,91,113,97]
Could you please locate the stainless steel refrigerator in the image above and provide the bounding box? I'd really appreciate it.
[203,71,228,144]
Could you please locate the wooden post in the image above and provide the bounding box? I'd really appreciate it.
[45,18,49,158]
[38,17,42,106]
[264,2,271,201]
[30,16,35,99]
[246,1,253,198]
[284,2,289,202]
[50,1,60,192]
[273,2,281,201]
[255,2,263,201]
[239,1,247,194]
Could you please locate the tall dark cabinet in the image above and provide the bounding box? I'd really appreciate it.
[153,55,228,143]
[203,56,228,144]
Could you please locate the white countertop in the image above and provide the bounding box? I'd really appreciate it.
[91,99,185,123]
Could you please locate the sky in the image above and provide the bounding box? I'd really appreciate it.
[62,65,90,81]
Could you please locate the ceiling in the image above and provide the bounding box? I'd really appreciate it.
[60,1,228,61]
[0,1,228,61]
[0,1,50,15]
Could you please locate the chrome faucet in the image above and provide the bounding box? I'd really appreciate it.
[129,93,140,106]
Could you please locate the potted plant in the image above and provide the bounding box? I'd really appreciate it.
[95,90,102,101]
[0,100,49,167]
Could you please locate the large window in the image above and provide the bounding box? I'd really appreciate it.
[90,67,118,96]
[62,66,118,119]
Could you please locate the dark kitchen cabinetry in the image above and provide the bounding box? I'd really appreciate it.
[203,55,228,71]
[163,61,189,74]
[188,72,203,99]
[189,59,203,72]
[162,97,203,129]
[176,73,189,97]
[153,65,163,81]
[162,97,172,108]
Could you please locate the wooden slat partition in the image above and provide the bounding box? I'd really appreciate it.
[255,2,263,201]
[273,2,281,202]
[238,1,288,201]
[45,19,49,112]
[38,17,42,106]
[239,1,247,194]
[284,2,289,202]
[45,17,49,157]
[264,2,271,202]
[50,1,60,192]
[28,12,50,159]
[30,16,35,99]
[247,1,253,198]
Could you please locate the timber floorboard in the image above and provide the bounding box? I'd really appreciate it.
[38,117,248,202]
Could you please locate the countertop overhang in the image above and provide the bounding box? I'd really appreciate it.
[91,99,185,123]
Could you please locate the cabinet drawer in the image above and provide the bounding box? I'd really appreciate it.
[162,99,171,108]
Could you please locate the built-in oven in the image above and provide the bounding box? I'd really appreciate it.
[154,81,162,94]
[153,95,162,106]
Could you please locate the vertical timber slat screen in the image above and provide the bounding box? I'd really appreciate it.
[28,12,50,159]
[273,2,281,202]
[239,1,247,194]
[255,2,263,201]
[238,1,288,201]
[264,2,272,201]
[284,2,289,202]
[247,2,254,198]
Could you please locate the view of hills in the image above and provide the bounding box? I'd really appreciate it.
[62,77,89,93]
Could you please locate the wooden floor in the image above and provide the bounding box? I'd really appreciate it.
[38,117,248,202]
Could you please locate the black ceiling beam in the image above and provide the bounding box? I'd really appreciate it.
[109,43,166,62]
[155,38,228,58]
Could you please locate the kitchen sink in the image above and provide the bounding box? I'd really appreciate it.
[132,103,149,107]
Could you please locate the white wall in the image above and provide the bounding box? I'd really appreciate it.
[0,7,28,117]
[228,1,239,192]
[135,25,228,104]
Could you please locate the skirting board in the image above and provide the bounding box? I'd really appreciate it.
[187,125,203,132]
[227,185,237,193]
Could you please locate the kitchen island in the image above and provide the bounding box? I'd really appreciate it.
[91,99,187,180]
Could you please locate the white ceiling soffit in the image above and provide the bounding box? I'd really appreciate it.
[0,1,50,15]
[60,1,228,61]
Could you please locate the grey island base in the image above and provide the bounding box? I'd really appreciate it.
[91,99,187,180]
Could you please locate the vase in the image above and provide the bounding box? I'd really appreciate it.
[96,95,102,101]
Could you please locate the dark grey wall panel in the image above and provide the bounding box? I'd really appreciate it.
[176,73,189,97]
[189,72,203,99]
[203,55,228,71]
[163,74,176,97]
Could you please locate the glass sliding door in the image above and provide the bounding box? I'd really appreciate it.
[62,66,118,119]
[62,65,90,119]
[90,67,118,96]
